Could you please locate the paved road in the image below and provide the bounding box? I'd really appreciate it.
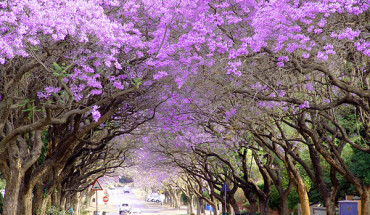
[88,187,187,215]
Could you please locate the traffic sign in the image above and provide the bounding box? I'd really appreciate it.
[91,179,103,191]
[103,196,109,203]
[221,183,230,192]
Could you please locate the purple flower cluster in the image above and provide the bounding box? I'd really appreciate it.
[299,101,310,109]
[37,87,61,99]
[91,105,101,122]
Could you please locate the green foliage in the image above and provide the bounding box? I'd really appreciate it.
[0,174,5,189]
[80,209,91,215]
[348,148,370,185]
[51,62,72,78]
[18,99,42,120]
[181,193,188,204]
[308,186,323,205]
[132,77,143,89]
[268,186,280,210]
[202,190,210,199]
[287,189,300,210]
[266,184,300,210]
[38,129,49,164]
[45,205,65,215]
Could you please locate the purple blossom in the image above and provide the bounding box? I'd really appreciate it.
[334,28,361,40]
[314,28,322,34]
[92,105,101,122]
[278,56,289,62]
[113,81,124,89]
[153,71,168,80]
[317,51,328,61]
[114,61,122,70]
[305,83,314,91]
[37,86,61,99]
[257,101,266,108]
[302,53,310,58]
[278,90,285,97]
[317,18,326,27]
[277,61,284,67]
[225,108,237,121]
[90,89,102,95]
[299,101,310,109]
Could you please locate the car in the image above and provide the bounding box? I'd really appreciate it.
[124,190,130,193]
[119,203,131,215]
[129,208,142,214]
[150,195,161,203]
[145,193,159,202]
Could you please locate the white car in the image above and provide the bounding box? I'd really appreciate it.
[119,203,131,214]
[129,208,142,214]
[145,193,160,202]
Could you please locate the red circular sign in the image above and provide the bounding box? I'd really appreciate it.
[103,196,109,202]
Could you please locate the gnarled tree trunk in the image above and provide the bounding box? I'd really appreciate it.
[3,169,22,215]
[2,143,23,215]
[359,186,370,215]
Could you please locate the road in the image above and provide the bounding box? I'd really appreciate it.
[88,187,188,215]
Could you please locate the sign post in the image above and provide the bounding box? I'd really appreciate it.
[91,179,103,215]
[221,183,230,215]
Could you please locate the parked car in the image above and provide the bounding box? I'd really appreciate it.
[150,195,161,203]
[145,193,159,202]
[129,208,142,214]
[119,203,131,214]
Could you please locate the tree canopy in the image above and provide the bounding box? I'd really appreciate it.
[0,1,369,215]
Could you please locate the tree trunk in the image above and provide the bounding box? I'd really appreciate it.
[71,192,80,215]
[169,189,181,208]
[295,179,310,215]
[17,185,33,215]
[279,194,289,215]
[258,196,269,215]
[2,148,23,215]
[187,194,193,214]
[244,191,258,215]
[39,195,50,215]
[59,191,67,211]
[249,200,258,215]
[228,193,239,214]
[360,186,370,215]
[33,181,45,215]
[196,196,202,215]
[324,198,337,215]
[210,196,218,215]
[3,170,22,215]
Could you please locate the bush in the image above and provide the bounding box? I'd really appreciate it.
[45,205,65,215]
